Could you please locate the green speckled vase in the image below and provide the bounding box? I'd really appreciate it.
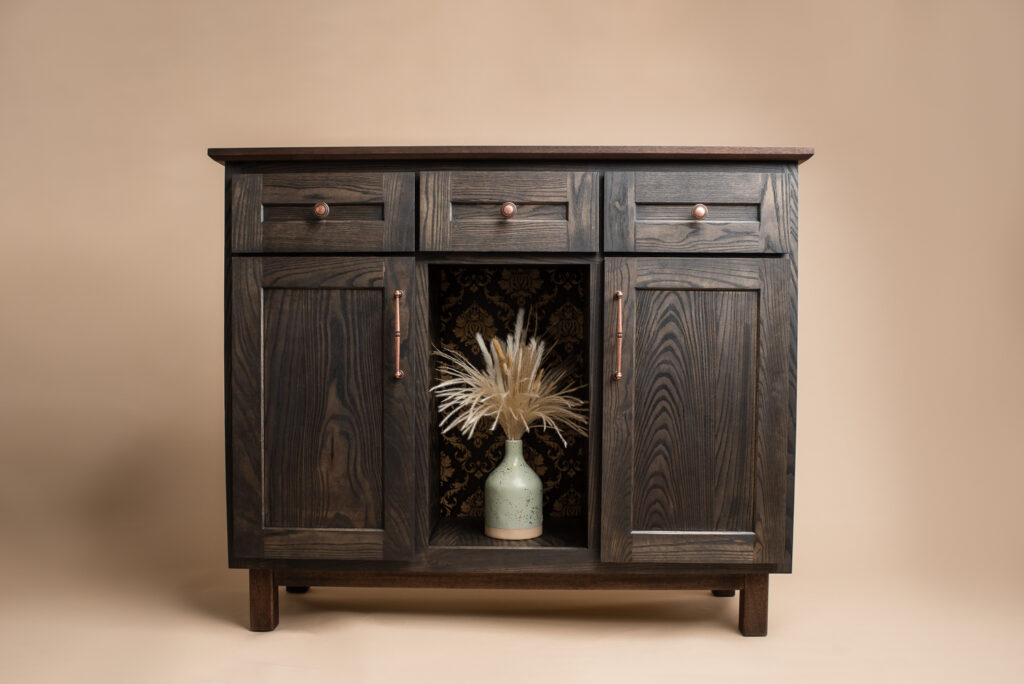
[484,439,543,540]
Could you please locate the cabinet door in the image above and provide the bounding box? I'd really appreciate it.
[602,257,794,567]
[230,256,415,561]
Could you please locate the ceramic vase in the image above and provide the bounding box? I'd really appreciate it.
[484,439,543,539]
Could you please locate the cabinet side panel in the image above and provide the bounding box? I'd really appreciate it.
[230,258,264,557]
[632,290,757,532]
[263,288,384,529]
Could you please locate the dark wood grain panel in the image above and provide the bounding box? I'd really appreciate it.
[234,172,414,253]
[635,171,766,203]
[635,204,759,222]
[209,145,815,164]
[604,171,636,252]
[601,257,635,562]
[260,256,384,288]
[430,518,587,549]
[632,532,756,563]
[381,257,416,559]
[420,171,598,252]
[263,287,383,529]
[261,172,384,203]
[230,258,264,558]
[632,289,756,532]
[568,171,599,251]
[635,222,766,253]
[606,171,787,253]
[231,174,262,252]
[452,203,568,220]
[274,570,748,590]
[602,257,793,568]
[752,258,791,565]
[383,173,415,251]
[419,171,452,251]
[262,529,384,560]
[448,171,572,202]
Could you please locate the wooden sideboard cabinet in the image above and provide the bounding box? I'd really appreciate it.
[209,146,812,636]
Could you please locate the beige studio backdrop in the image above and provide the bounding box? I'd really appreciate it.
[1,1,1022,682]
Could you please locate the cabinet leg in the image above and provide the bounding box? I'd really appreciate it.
[285,586,310,594]
[249,569,279,631]
[739,574,768,636]
[712,589,735,597]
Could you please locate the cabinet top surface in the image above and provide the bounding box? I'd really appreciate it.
[208,145,814,165]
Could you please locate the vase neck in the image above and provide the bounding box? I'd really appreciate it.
[502,439,525,465]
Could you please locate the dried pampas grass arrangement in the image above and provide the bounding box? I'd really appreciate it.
[430,309,588,446]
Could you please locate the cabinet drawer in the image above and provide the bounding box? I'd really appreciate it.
[420,171,598,251]
[605,170,791,253]
[231,171,415,252]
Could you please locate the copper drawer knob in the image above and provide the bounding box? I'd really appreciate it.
[692,203,708,219]
[312,201,330,219]
[500,201,517,218]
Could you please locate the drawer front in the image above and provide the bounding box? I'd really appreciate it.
[605,170,791,253]
[420,171,598,251]
[231,171,415,252]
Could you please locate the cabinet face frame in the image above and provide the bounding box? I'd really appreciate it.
[600,257,795,568]
[229,256,416,562]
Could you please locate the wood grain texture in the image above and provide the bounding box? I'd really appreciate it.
[568,172,599,251]
[229,256,417,562]
[263,287,383,529]
[601,257,634,562]
[607,170,786,253]
[273,570,748,591]
[209,145,815,164]
[632,532,756,563]
[248,569,278,631]
[231,174,262,252]
[429,518,587,549]
[230,258,264,558]
[236,172,414,253]
[262,529,384,560]
[382,257,416,559]
[604,171,636,252]
[419,171,598,252]
[603,258,793,567]
[739,574,769,636]
[632,289,756,532]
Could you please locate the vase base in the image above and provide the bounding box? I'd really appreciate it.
[484,524,543,540]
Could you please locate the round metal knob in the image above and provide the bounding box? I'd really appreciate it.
[500,201,517,218]
[692,203,708,219]
[312,201,330,219]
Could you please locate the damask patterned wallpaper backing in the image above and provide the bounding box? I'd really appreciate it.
[434,265,589,520]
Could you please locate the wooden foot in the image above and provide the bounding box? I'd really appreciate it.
[712,589,735,597]
[285,585,310,594]
[249,569,279,631]
[739,574,768,636]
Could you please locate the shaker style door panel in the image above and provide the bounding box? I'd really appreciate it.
[231,172,415,252]
[420,171,599,251]
[601,257,794,566]
[605,169,794,253]
[230,256,416,560]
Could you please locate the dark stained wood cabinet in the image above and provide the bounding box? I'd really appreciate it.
[210,146,812,635]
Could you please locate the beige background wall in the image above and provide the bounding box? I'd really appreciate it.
[1,1,1022,682]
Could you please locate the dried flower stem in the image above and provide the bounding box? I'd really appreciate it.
[430,309,588,445]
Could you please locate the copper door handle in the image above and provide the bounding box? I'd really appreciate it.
[393,290,404,379]
[613,290,624,381]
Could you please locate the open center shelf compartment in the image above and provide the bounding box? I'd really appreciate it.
[425,262,594,550]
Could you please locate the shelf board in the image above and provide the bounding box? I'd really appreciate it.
[430,517,587,549]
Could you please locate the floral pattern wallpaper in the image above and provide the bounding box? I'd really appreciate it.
[435,265,588,520]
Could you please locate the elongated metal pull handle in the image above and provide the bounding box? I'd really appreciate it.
[613,290,624,381]
[393,290,404,379]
